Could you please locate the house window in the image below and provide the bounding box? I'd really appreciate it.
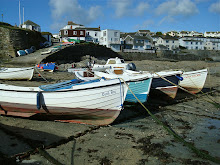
[64,30,68,35]
[114,32,118,37]
[87,32,90,35]
[103,31,106,36]
[73,31,77,35]
[141,40,144,43]
[80,31,84,35]
[166,40,169,43]
[95,32,97,36]
[136,40,138,43]
[173,41,174,43]
[196,42,198,45]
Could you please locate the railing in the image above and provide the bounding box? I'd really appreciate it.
[123,49,155,53]
[109,41,121,44]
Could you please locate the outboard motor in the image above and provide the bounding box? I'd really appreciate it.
[126,63,136,71]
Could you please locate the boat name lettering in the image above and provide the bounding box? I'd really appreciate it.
[135,81,144,84]
[102,90,116,96]
[184,74,201,79]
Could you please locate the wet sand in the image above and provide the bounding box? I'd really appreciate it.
[0,57,220,164]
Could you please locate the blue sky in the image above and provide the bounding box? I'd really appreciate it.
[1,0,220,34]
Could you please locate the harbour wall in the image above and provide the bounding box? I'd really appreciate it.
[0,25,46,60]
[119,50,220,62]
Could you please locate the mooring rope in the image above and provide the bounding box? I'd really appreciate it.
[120,78,220,164]
[34,67,48,82]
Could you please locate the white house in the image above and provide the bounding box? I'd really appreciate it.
[99,29,121,52]
[179,37,205,50]
[155,36,179,50]
[20,20,41,32]
[205,38,220,50]
[80,27,100,43]
[204,31,220,38]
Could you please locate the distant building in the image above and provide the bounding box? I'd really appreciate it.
[122,32,153,50]
[59,21,100,42]
[99,29,121,52]
[20,20,41,32]
[59,21,86,41]
[179,36,205,50]
[155,35,179,50]
[77,27,100,43]
[204,31,220,38]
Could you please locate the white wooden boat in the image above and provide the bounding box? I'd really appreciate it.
[75,68,153,103]
[0,67,34,80]
[180,68,208,94]
[0,78,128,125]
[90,57,183,99]
[92,57,136,71]
[149,70,183,99]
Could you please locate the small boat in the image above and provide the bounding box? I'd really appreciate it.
[41,49,52,55]
[0,78,128,125]
[180,68,208,94]
[75,68,153,103]
[36,62,57,72]
[17,50,26,56]
[41,45,62,55]
[0,67,34,80]
[149,70,183,99]
[91,57,183,99]
[25,49,33,54]
[30,46,36,52]
[92,57,136,71]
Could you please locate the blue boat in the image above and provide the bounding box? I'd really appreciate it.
[17,50,26,56]
[25,49,33,54]
[37,62,57,72]
[125,78,152,103]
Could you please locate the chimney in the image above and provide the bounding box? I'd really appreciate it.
[68,21,73,25]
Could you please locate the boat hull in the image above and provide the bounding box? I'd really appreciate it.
[151,74,181,99]
[0,67,34,80]
[0,79,128,125]
[180,69,208,94]
[125,78,152,103]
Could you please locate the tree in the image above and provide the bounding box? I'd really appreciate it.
[156,32,163,36]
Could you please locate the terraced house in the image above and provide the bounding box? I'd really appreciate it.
[121,32,154,52]
[155,35,179,50]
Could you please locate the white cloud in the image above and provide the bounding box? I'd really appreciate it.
[134,19,154,30]
[155,0,199,23]
[110,0,150,18]
[209,1,220,14]
[49,0,102,31]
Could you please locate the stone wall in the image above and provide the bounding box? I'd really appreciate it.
[0,26,46,59]
[118,50,220,62]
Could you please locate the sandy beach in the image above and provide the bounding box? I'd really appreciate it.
[0,50,220,164]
